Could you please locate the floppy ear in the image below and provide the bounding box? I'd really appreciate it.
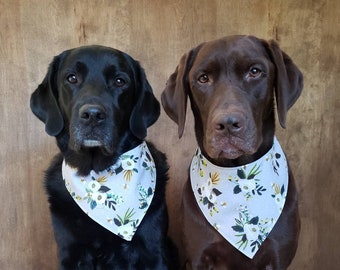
[30,54,64,136]
[267,40,304,128]
[161,46,201,138]
[129,64,160,140]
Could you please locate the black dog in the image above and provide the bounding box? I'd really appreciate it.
[30,45,176,269]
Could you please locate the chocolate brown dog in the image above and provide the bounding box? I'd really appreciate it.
[162,36,302,269]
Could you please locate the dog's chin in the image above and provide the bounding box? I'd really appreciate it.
[218,147,246,160]
[208,145,248,160]
[205,136,259,161]
[71,139,114,156]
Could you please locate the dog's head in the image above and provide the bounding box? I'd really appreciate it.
[31,45,159,158]
[161,35,303,162]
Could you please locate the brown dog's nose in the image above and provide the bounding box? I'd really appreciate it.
[215,114,245,135]
[79,104,106,124]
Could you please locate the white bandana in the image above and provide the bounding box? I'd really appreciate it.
[62,142,156,241]
[190,137,288,259]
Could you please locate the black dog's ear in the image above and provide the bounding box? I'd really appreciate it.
[267,40,304,128]
[161,45,202,138]
[129,63,160,140]
[30,54,64,136]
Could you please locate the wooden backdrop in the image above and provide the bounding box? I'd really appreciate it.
[1,0,339,269]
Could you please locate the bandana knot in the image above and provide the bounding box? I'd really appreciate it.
[190,137,288,258]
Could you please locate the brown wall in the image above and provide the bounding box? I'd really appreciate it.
[1,0,339,269]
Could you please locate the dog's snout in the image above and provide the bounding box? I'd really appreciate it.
[214,114,245,135]
[79,104,106,124]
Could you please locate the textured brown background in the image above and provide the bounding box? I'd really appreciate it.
[1,0,339,269]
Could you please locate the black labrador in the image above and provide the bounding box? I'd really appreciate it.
[161,35,303,269]
[30,45,177,269]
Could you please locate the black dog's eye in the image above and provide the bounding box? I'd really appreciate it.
[248,67,262,78]
[114,78,126,87]
[198,74,210,84]
[67,74,78,84]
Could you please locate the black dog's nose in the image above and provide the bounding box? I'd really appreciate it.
[215,114,245,135]
[79,104,106,124]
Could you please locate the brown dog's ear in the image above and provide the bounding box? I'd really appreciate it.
[267,40,304,128]
[129,63,160,140]
[30,54,65,136]
[161,46,201,138]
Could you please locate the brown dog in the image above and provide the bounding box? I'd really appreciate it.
[161,36,302,269]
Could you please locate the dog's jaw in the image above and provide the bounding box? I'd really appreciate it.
[83,139,103,147]
[204,134,261,161]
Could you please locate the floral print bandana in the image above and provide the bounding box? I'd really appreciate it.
[190,137,288,259]
[62,142,156,241]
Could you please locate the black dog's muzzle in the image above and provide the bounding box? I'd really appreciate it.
[70,99,115,153]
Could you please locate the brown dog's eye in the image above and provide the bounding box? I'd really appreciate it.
[67,74,78,84]
[248,67,262,78]
[198,74,210,84]
[114,78,126,87]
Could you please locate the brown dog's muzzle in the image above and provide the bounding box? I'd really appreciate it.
[200,85,260,160]
[213,111,246,137]
[205,109,259,160]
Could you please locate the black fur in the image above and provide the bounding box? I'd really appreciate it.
[30,45,177,269]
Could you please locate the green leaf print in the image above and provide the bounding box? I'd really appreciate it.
[114,208,136,227]
[237,169,246,179]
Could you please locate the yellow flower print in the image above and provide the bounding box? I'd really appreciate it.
[121,157,137,182]
[199,168,204,177]
[96,176,107,184]
[271,183,285,211]
[272,183,281,195]
[124,170,133,182]
[210,172,220,185]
